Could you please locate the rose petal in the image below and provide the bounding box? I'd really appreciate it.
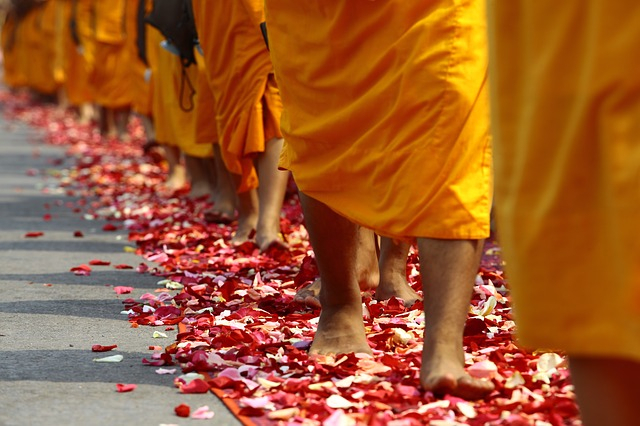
[116,383,137,393]
[93,354,123,363]
[174,403,190,418]
[24,232,44,238]
[179,378,210,394]
[326,394,355,409]
[92,344,117,352]
[191,406,214,420]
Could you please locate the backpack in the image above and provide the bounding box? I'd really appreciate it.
[145,0,198,67]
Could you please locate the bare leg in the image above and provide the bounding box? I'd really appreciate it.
[300,193,372,355]
[162,145,187,190]
[114,107,130,141]
[375,237,420,305]
[205,144,237,222]
[231,184,259,244]
[139,114,154,141]
[255,137,290,250]
[569,357,640,426]
[184,155,216,199]
[418,238,494,399]
[77,103,95,126]
[295,227,380,308]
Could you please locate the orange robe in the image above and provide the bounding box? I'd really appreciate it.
[60,0,94,106]
[91,0,131,109]
[1,11,27,88]
[53,0,70,87]
[192,0,282,192]
[126,0,152,117]
[194,50,218,146]
[147,25,211,158]
[264,0,491,240]
[22,2,58,95]
[489,0,640,362]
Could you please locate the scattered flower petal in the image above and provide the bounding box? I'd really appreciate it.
[116,383,137,392]
[93,354,124,363]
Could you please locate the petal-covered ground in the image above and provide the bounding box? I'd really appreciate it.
[0,89,581,426]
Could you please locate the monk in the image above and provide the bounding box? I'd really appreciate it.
[488,1,640,424]
[146,22,212,193]
[90,0,131,139]
[21,1,58,96]
[192,49,237,217]
[265,0,493,399]
[192,0,289,250]
[125,0,153,139]
[1,7,27,88]
[62,0,95,124]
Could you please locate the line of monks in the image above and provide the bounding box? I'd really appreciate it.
[3,1,638,420]
[1,0,290,252]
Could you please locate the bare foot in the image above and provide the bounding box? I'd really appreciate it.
[231,212,258,245]
[375,274,422,307]
[203,208,235,224]
[421,355,494,400]
[189,182,211,199]
[309,304,372,355]
[294,278,322,308]
[295,266,379,308]
[256,231,287,252]
[165,164,187,190]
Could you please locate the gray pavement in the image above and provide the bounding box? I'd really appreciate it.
[0,109,240,425]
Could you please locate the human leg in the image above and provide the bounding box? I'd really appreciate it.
[417,238,494,399]
[113,106,131,141]
[204,143,237,223]
[568,357,640,426]
[300,192,371,355]
[295,227,380,308]
[255,137,290,250]
[162,145,187,190]
[184,155,216,199]
[375,237,420,305]
[231,184,259,244]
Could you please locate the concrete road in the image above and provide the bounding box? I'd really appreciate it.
[0,110,240,426]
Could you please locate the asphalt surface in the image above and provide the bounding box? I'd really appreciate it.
[0,107,241,426]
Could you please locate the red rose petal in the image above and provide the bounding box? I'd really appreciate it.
[114,264,134,270]
[70,264,92,276]
[24,232,44,238]
[89,259,111,266]
[92,344,118,352]
[179,379,210,394]
[102,223,117,231]
[116,383,137,393]
[174,404,190,418]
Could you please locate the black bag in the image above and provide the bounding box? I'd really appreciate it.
[135,0,148,65]
[144,0,198,67]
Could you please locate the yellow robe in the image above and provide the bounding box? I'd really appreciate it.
[147,25,211,158]
[53,0,70,87]
[264,0,491,240]
[60,0,94,106]
[1,11,27,88]
[23,2,58,95]
[192,0,282,192]
[91,0,131,109]
[488,0,640,363]
[126,0,152,117]
[194,50,218,146]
